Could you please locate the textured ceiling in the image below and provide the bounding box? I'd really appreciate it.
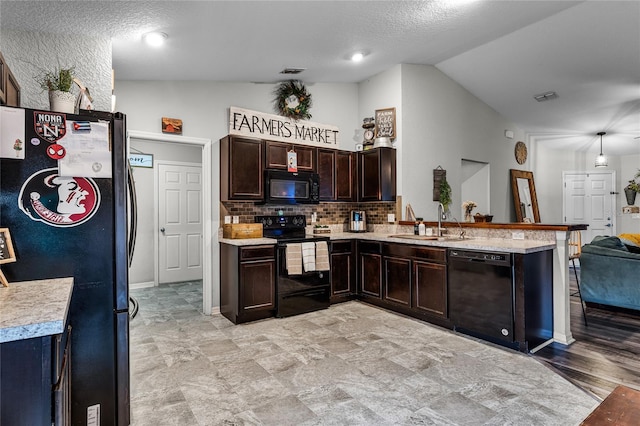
[2,1,639,155]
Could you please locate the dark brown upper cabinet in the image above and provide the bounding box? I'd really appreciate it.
[0,51,21,107]
[317,149,356,202]
[220,135,264,201]
[358,147,396,202]
[265,141,315,171]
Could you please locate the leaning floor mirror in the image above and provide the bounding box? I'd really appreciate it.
[510,169,541,223]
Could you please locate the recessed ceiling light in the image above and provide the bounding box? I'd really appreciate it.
[142,32,168,47]
[351,52,365,62]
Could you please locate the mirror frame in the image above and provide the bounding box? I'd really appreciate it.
[510,169,541,223]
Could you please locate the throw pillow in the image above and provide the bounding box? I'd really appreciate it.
[619,233,640,254]
[591,236,629,251]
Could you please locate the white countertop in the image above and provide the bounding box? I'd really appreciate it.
[220,232,555,254]
[0,277,73,343]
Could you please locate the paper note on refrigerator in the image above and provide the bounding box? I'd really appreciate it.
[0,106,26,160]
[58,121,112,178]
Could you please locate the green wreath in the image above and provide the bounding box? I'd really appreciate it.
[273,80,312,120]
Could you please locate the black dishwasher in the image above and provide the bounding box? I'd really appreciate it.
[448,249,515,345]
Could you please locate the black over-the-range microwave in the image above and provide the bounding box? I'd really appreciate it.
[264,169,320,204]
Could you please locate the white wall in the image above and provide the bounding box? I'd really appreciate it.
[358,65,403,194]
[0,29,112,111]
[116,81,358,147]
[532,143,639,235]
[128,139,202,285]
[461,160,490,219]
[115,80,359,308]
[398,64,525,223]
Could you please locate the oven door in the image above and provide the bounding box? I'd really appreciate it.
[276,244,329,317]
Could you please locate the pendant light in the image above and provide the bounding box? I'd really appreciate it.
[595,131,608,168]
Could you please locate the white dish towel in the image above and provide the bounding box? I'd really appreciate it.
[301,242,316,272]
[315,241,330,271]
[286,243,303,275]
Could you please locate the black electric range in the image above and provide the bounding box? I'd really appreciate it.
[255,215,330,317]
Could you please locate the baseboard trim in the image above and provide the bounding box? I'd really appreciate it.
[130,281,155,290]
[209,306,221,315]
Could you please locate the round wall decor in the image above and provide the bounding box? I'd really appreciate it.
[273,80,312,120]
[515,141,527,164]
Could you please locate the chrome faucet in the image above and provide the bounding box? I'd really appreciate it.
[437,203,445,237]
[437,204,465,239]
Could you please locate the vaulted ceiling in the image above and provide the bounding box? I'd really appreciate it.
[2,1,639,155]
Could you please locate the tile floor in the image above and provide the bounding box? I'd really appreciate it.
[129,282,598,425]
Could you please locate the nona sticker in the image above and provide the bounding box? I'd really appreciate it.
[33,111,67,143]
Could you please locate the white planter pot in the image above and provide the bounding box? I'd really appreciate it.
[49,90,76,113]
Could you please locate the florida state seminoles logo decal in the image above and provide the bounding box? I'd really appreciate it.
[34,111,67,143]
[18,168,101,227]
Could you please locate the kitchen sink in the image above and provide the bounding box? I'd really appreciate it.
[388,234,467,242]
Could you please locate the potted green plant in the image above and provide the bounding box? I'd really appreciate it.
[36,66,76,113]
[439,176,452,215]
[624,169,640,206]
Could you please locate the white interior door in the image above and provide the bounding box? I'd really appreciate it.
[158,163,203,283]
[563,171,616,244]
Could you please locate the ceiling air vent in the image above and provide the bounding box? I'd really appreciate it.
[534,91,558,102]
[280,68,306,75]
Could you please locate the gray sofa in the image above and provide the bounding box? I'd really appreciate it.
[579,236,640,311]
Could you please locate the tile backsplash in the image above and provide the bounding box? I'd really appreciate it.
[221,201,396,226]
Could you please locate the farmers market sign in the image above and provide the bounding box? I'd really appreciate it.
[229,107,339,148]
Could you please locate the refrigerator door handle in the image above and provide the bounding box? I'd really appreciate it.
[127,160,138,267]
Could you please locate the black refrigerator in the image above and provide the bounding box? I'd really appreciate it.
[0,106,132,425]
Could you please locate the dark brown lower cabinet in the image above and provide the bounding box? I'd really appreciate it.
[330,240,356,303]
[220,243,276,324]
[355,241,449,326]
[359,241,382,299]
[383,256,411,307]
[413,259,447,318]
[0,325,71,426]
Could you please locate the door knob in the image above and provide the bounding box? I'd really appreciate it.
[160,227,165,233]
[605,223,612,227]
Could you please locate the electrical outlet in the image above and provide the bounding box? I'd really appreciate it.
[512,232,525,240]
[224,215,231,224]
[387,213,395,223]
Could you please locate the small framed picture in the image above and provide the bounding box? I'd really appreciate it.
[129,153,154,168]
[0,228,16,265]
[162,117,183,134]
[0,228,16,288]
[375,107,396,140]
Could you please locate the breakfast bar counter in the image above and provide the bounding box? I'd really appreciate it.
[0,277,73,343]
[1,277,74,425]
[221,232,555,254]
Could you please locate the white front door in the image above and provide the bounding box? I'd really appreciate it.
[563,171,616,244]
[158,163,203,283]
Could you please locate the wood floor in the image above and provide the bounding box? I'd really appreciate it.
[533,268,640,400]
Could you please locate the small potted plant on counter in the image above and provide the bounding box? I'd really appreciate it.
[624,169,640,205]
[36,65,76,113]
[313,224,330,234]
